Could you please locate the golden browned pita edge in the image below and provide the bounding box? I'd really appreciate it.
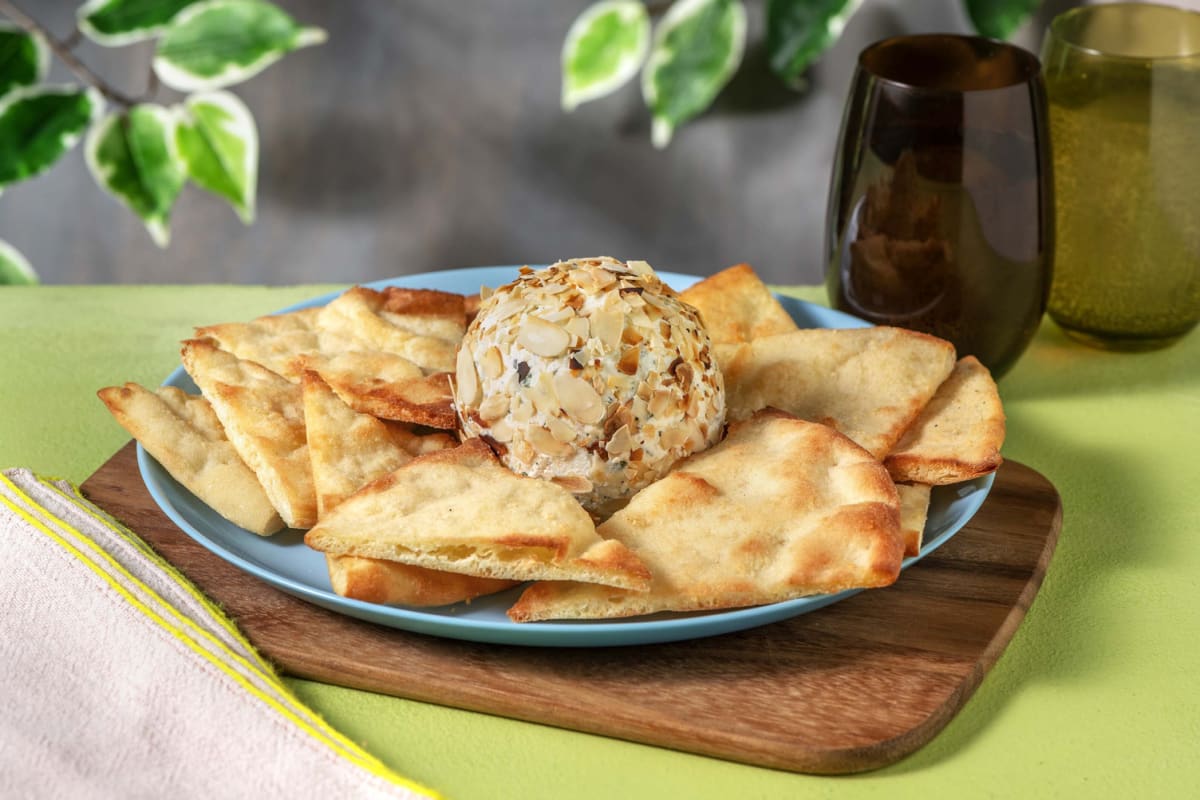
[181,339,318,529]
[678,263,799,347]
[507,408,903,622]
[296,351,456,429]
[97,383,284,535]
[304,438,651,591]
[315,286,464,374]
[719,326,957,459]
[884,355,1006,485]
[324,555,517,607]
[896,482,932,558]
[301,372,514,605]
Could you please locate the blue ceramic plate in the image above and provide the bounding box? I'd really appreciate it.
[139,266,994,647]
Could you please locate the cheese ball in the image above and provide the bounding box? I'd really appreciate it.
[454,257,725,512]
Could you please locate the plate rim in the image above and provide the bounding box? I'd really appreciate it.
[139,265,994,647]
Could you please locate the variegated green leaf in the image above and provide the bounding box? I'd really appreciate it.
[154,0,326,92]
[0,24,49,102]
[0,238,37,285]
[642,0,747,149]
[77,0,203,47]
[766,0,863,88]
[175,90,257,222]
[86,105,187,247]
[0,86,103,187]
[561,1,651,112]
[965,0,1040,40]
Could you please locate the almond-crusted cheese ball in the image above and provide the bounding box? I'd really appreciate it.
[454,257,725,512]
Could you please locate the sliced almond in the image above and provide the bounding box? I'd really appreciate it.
[606,424,634,458]
[518,317,570,357]
[554,373,605,425]
[617,348,640,376]
[564,315,590,342]
[547,414,578,444]
[456,346,480,407]
[648,389,674,418]
[551,475,593,494]
[480,346,503,380]
[590,310,624,351]
[478,392,510,422]
[488,417,514,443]
[528,425,574,457]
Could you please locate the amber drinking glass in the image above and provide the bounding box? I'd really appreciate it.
[1042,3,1200,350]
[824,35,1053,378]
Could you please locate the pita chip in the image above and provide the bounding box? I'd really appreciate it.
[304,438,651,591]
[720,326,957,459]
[97,383,283,535]
[302,370,455,517]
[296,350,456,429]
[885,356,1005,484]
[896,482,932,557]
[507,409,903,622]
[194,307,327,381]
[301,372,511,605]
[181,339,318,529]
[678,263,798,347]
[324,555,516,607]
[315,286,465,374]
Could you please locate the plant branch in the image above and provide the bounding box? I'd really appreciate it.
[0,0,142,108]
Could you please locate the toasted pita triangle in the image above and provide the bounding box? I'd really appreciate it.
[885,356,1005,484]
[181,339,318,529]
[300,372,510,605]
[304,439,651,590]
[896,482,932,557]
[98,383,283,535]
[297,350,456,429]
[679,263,799,347]
[194,307,329,381]
[315,286,464,374]
[302,370,455,517]
[507,409,903,622]
[719,326,957,459]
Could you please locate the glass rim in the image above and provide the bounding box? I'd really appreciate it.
[1048,2,1200,62]
[857,33,1042,93]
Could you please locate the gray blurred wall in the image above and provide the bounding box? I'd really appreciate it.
[0,0,1069,285]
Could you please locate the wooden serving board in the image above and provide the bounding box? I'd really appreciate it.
[81,443,1061,775]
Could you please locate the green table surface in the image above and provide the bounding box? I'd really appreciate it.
[2,284,1197,799]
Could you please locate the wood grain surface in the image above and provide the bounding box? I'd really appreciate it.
[81,442,1061,774]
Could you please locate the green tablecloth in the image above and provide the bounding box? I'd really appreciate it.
[2,284,1197,799]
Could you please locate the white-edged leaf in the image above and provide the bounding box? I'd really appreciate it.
[561,1,651,112]
[85,105,187,247]
[0,238,37,285]
[0,23,50,102]
[175,90,257,222]
[641,0,747,149]
[154,0,327,92]
[766,0,863,88]
[77,0,203,47]
[0,85,104,187]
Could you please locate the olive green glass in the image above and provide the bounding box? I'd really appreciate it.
[1042,3,1200,350]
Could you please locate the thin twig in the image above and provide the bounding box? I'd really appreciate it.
[0,0,141,108]
[60,26,81,50]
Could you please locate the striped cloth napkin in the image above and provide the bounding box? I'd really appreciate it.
[0,468,438,799]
